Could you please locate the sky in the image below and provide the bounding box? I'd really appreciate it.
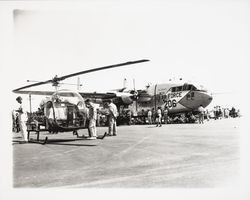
[0,0,248,111]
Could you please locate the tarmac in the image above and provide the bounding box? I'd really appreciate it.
[12,118,240,188]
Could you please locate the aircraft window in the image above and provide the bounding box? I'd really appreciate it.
[183,84,189,91]
[190,85,197,90]
[175,86,182,92]
[55,107,67,120]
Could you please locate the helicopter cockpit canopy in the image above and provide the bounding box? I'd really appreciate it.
[44,90,87,130]
[51,90,85,106]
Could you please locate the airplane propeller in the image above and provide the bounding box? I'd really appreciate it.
[13,59,150,92]
[132,78,138,111]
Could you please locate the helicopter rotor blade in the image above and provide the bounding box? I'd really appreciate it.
[57,59,150,81]
[13,80,53,92]
[13,59,150,92]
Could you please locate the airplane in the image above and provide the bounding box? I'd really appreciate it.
[95,79,212,124]
[12,59,150,144]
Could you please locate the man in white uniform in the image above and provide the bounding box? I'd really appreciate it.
[107,100,118,136]
[147,109,152,124]
[156,107,162,127]
[198,105,205,124]
[85,99,97,140]
[14,96,28,142]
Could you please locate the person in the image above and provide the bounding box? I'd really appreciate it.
[126,110,132,125]
[14,96,28,142]
[156,107,162,127]
[213,107,218,120]
[224,108,229,118]
[218,107,222,119]
[151,108,156,124]
[96,108,101,127]
[106,99,118,136]
[163,107,169,124]
[236,109,241,117]
[147,109,152,124]
[231,107,236,118]
[205,109,210,121]
[85,99,97,140]
[187,112,196,123]
[198,105,205,124]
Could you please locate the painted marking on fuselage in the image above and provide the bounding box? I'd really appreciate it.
[164,91,190,110]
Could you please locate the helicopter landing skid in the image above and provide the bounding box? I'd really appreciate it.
[28,136,48,145]
[73,131,107,140]
[97,132,107,139]
[27,129,49,145]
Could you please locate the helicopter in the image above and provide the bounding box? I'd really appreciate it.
[12,59,150,144]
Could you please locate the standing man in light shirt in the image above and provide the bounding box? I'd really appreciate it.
[14,96,28,142]
[107,99,118,136]
[198,105,205,124]
[147,109,152,125]
[156,107,162,127]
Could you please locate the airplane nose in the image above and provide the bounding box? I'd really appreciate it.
[179,91,213,109]
[208,94,213,102]
[199,92,213,107]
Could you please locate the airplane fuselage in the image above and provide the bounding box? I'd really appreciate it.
[133,82,213,115]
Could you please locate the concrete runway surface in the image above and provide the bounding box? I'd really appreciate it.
[12,118,240,188]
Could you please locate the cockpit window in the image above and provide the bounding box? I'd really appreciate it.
[176,86,182,92]
[191,85,195,90]
[171,84,198,94]
[183,84,188,91]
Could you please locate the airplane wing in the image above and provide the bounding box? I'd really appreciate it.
[13,89,117,99]
[79,92,117,99]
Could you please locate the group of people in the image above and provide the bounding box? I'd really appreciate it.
[147,107,166,127]
[84,99,118,140]
[12,95,119,142]
[210,106,240,120]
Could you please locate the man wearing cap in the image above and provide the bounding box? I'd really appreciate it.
[14,96,28,142]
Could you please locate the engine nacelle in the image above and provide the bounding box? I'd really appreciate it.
[121,95,133,105]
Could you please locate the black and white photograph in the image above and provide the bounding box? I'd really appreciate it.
[0,0,249,199]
